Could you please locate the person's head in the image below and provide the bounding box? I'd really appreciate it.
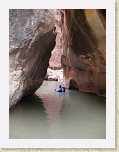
[59,85,61,88]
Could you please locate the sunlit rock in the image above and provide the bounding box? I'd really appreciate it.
[45,68,63,81]
[49,10,62,70]
[9,9,56,108]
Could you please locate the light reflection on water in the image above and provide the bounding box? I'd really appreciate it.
[9,81,106,139]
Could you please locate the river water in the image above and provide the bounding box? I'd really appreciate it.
[9,81,106,139]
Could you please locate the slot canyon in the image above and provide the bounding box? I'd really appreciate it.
[9,9,106,108]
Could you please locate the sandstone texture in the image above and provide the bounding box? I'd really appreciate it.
[9,9,106,108]
[9,9,56,108]
[60,9,106,97]
[49,10,62,70]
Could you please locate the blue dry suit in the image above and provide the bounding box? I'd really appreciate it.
[55,87,65,92]
[55,88,62,92]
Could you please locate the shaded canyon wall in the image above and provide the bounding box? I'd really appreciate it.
[60,9,106,97]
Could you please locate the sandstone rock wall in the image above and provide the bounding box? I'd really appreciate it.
[9,9,56,108]
[49,10,62,70]
[9,9,106,108]
[60,9,106,97]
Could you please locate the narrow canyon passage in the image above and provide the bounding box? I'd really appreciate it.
[9,9,106,108]
[9,9,106,139]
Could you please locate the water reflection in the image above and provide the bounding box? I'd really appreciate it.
[42,92,63,138]
[10,81,106,139]
[60,90,106,138]
[9,94,49,139]
[36,81,106,139]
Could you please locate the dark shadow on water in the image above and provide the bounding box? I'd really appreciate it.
[9,94,49,139]
[9,94,44,116]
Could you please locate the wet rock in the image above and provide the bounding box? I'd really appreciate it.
[9,9,56,108]
[60,9,106,97]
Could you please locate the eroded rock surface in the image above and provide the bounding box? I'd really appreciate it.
[49,10,62,70]
[9,9,56,108]
[60,9,106,97]
[9,9,106,108]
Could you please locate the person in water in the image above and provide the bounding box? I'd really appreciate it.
[62,86,65,92]
[55,85,65,92]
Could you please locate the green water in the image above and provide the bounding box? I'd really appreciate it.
[9,81,106,139]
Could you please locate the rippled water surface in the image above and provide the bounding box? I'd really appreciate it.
[9,81,106,139]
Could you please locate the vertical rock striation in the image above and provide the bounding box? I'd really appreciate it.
[9,9,56,108]
[49,10,62,70]
[60,9,106,97]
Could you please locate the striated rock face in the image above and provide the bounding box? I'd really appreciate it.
[9,9,56,108]
[60,9,106,97]
[49,10,62,70]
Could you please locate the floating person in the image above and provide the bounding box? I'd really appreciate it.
[55,85,62,92]
[55,85,65,92]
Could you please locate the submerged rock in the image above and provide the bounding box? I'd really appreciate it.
[9,9,56,108]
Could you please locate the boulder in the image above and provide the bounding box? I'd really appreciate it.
[45,68,63,81]
[9,9,56,108]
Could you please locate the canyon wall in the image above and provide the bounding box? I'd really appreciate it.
[9,9,106,108]
[60,9,106,97]
[49,10,62,70]
[9,9,56,108]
